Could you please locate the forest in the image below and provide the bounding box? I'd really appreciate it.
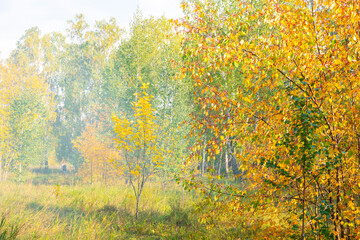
[0,0,359,239]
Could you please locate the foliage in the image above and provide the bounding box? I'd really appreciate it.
[2,13,188,183]
[103,13,192,183]
[178,0,360,238]
[8,15,122,170]
[73,123,121,184]
[2,1,359,238]
[112,83,164,219]
[55,14,122,169]
[0,62,55,181]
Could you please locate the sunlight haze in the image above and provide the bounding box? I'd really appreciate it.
[0,0,183,60]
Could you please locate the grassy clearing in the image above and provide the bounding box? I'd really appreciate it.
[0,180,207,239]
[0,170,290,239]
[3,169,293,240]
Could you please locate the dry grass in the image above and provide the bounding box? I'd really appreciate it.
[0,180,205,239]
[0,172,283,239]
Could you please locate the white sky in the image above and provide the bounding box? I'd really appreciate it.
[0,0,183,60]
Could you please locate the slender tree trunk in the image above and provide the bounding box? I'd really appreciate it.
[45,159,48,172]
[225,148,229,176]
[104,161,107,186]
[135,179,146,220]
[4,160,8,181]
[0,159,2,182]
[301,161,306,240]
[0,156,2,181]
[336,167,344,239]
[357,135,360,165]
[91,158,93,185]
[228,140,240,181]
[19,162,22,182]
[201,135,206,177]
[136,195,140,220]
[315,186,319,240]
[218,151,222,176]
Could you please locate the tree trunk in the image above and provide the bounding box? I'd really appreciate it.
[19,162,22,182]
[201,135,206,177]
[45,160,49,172]
[228,140,240,181]
[4,161,8,181]
[90,158,93,185]
[225,148,229,176]
[104,162,107,186]
[218,151,222,176]
[0,157,2,181]
[135,195,140,220]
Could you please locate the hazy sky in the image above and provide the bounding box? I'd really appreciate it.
[0,0,183,60]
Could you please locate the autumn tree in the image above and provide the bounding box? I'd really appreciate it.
[73,123,121,184]
[179,0,360,238]
[0,62,55,181]
[103,13,191,184]
[0,63,14,181]
[8,27,61,170]
[178,0,269,180]
[9,16,122,171]
[112,83,163,219]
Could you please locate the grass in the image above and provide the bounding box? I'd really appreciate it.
[0,174,215,240]
[0,169,290,239]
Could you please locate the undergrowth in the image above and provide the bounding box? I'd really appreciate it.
[0,173,279,239]
[0,180,207,239]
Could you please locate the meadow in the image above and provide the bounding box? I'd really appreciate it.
[0,171,252,240]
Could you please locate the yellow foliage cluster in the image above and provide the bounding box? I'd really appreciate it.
[73,124,121,184]
[179,0,360,238]
[112,83,163,179]
[112,83,164,218]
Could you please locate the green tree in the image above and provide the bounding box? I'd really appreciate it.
[103,13,192,183]
[0,63,55,180]
[54,14,121,169]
